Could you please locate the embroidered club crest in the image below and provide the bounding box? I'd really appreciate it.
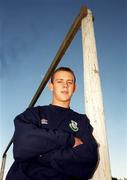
[69,120,79,132]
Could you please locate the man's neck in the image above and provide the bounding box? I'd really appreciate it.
[51,101,70,109]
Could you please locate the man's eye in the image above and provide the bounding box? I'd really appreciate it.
[57,80,62,83]
[68,81,73,85]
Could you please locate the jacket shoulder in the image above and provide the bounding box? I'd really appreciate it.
[14,105,49,125]
[70,109,89,121]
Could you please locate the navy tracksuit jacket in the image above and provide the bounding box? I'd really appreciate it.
[6,104,98,180]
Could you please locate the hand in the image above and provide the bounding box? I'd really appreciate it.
[73,137,83,148]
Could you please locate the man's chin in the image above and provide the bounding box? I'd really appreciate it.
[60,98,71,102]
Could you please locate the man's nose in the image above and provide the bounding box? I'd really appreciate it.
[63,82,68,87]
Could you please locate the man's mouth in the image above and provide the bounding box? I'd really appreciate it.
[61,91,68,94]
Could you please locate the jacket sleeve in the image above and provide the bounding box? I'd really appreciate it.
[13,107,75,161]
[39,115,98,179]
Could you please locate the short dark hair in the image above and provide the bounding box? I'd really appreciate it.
[51,67,76,83]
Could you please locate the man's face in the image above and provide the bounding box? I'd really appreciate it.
[49,70,76,104]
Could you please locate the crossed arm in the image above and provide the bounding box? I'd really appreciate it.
[13,113,75,160]
[13,109,98,179]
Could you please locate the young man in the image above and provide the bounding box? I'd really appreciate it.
[6,67,98,180]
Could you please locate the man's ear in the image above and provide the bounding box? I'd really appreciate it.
[74,84,77,92]
[48,82,53,91]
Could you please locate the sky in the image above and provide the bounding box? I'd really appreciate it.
[0,0,127,179]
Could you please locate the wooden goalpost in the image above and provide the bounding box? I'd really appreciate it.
[81,9,111,179]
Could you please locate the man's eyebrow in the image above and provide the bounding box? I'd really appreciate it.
[55,79,74,82]
[67,80,74,83]
[55,78,64,81]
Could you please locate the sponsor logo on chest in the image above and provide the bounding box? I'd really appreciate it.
[41,118,48,125]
